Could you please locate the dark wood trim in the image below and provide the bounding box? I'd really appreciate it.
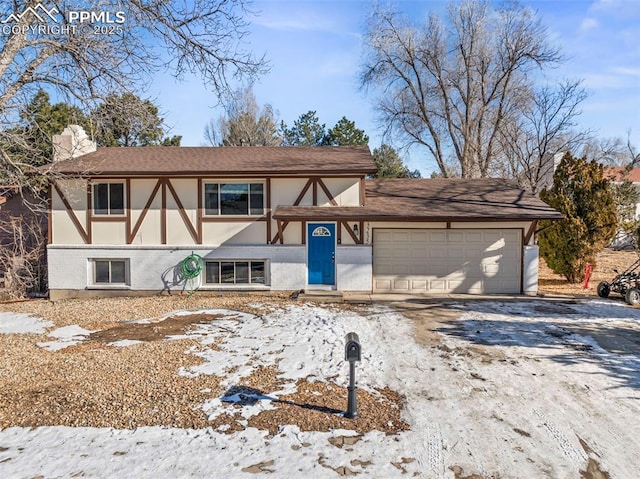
[166,179,200,243]
[86,184,92,243]
[266,178,272,244]
[337,221,342,244]
[276,220,284,245]
[197,178,203,245]
[360,177,366,206]
[317,178,338,206]
[53,183,89,244]
[161,179,167,244]
[202,216,267,223]
[77,171,377,180]
[125,178,131,241]
[524,220,538,245]
[446,221,451,229]
[359,220,364,244]
[302,221,306,245]
[293,178,313,206]
[343,221,360,244]
[312,179,318,206]
[128,179,162,244]
[91,217,127,222]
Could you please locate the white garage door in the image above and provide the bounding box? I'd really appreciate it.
[373,229,522,294]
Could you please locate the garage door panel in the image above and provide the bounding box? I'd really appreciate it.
[373,228,521,294]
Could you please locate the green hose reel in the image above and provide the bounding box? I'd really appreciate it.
[180,253,203,294]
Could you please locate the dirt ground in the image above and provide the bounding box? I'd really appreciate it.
[538,248,639,299]
[0,251,638,438]
[0,294,406,435]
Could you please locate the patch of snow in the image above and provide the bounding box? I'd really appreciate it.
[36,325,92,351]
[108,339,143,347]
[0,312,53,334]
[1,300,639,478]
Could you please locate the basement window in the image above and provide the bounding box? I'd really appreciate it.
[205,260,266,285]
[92,259,129,285]
[93,182,125,215]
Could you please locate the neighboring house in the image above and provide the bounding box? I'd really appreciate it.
[605,166,640,249]
[605,166,640,219]
[0,186,48,292]
[44,126,562,300]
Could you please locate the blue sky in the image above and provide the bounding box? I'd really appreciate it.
[151,0,640,176]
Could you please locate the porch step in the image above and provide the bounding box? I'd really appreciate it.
[296,289,344,303]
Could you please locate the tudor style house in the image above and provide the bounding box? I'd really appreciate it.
[44,126,562,300]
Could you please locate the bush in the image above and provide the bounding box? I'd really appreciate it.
[539,152,617,282]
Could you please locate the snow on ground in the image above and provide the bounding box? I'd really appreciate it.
[0,312,52,334]
[1,299,639,478]
[36,325,93,351]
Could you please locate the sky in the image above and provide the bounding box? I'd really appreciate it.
[1,300,640,477]
[150,0,640,176]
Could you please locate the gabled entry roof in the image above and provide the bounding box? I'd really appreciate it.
[44,145,377,177]
[273,178,563,221]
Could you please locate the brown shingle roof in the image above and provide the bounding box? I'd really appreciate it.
[44,146,376,176]
[273,178,562,221]
[605,166,640,183]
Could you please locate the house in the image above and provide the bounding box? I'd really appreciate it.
[606,166,640,219]
[0,186,48,293]
[605,166,640,249]
[44,126,562,300]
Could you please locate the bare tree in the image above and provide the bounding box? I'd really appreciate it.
[581,134,640,168]
[1,0,267,186]
[360,0,562,178]
[204,87,280,146]
[0,215,47,298]
[495,80,589,193]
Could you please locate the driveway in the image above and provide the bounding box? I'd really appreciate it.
[0,295,639,478]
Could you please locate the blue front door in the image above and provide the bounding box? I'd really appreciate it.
[308,223,335,285]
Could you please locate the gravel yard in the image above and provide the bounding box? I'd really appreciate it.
[1,292,639,478]
[0,294,403,434]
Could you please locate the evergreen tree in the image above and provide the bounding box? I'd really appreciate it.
[325,117,369,146]
[281,111,327,146]
[10,89,89,168]
[539,152,617,282]
[371,144,421,178]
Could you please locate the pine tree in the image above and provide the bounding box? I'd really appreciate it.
[539,152,618,282]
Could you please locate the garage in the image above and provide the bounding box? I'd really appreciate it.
[373,228,522,294]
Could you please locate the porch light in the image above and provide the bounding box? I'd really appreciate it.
[353,224,359,236]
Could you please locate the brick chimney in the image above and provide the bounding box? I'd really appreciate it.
[52,125,96,162]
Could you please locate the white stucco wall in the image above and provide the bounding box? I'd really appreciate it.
[523,245,539,295]
[47,244,309,295]
[336,246,372,291]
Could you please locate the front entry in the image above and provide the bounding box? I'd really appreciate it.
[307,223,336,285]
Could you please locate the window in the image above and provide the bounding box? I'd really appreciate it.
[205,260,266,285]
[93,182,125,215]
[203,182,264,216]
[93,259,128,285]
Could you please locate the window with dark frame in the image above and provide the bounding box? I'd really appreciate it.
[93,182,125,215]
[94,259,128,284]
[203,182,264,216]
[204,260,266,285]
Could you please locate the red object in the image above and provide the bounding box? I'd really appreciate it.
[584,263,592,289]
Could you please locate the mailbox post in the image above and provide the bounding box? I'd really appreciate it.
[344,332,361,419]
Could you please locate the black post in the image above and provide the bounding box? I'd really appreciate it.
[344,332,360,419]
[345,360,358,419]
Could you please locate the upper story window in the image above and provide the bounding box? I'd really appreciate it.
[204,182,264,216]
[93,182,125,215]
